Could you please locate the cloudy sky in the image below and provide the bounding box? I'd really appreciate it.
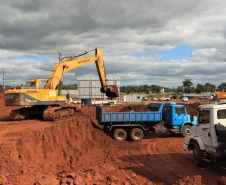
[0,0,226,88]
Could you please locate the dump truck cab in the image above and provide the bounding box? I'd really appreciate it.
[163,103,197,137]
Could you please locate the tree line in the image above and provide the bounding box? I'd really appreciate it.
[1,79,226,94]
[120,79,226,94]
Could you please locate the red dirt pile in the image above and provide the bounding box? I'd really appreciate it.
[102,104,150,112]
[0,105,152,184]
[184,102,201,116]
[173,175,202,185]
[0,93,225,185]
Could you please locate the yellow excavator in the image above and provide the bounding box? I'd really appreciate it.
[4,47,119,120]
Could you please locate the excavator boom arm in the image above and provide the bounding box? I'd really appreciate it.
[45,47,119,98]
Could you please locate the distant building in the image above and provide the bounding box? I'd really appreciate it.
[77,76,120,99]
[184,92,215,99]
[123,94,143,102]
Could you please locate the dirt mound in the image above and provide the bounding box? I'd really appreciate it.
[0,107,153,184]
[0,116,94,184]
[100,104,150,112]
[174,175,202,185]
[0,92,224,185]
[177,102,200,116]
[0,92,21,118]
[218,176,226,185]
[184,102,201,116]
[100,102,200,116]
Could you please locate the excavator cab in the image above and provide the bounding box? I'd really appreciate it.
[24,79,48,89]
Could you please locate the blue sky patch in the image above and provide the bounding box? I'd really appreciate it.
[12,55,51,61]
[131,44,197,60]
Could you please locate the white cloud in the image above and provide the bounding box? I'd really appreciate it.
[0,0,226,88]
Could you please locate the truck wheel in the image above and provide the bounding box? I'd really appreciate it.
[182,125,191,137]
[130,128,144,141]
[113,129,127,141]
[193,142,204,167]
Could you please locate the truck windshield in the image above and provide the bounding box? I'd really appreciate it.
[175,107,185,114]
[148,103,161,111]
[199,110,210,124]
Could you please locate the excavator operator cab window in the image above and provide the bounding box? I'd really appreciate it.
[38,80,48,89]
[31,82,36,87]
[25,81,31,86]
[26,81,36,87]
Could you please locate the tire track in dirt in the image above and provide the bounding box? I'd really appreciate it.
[0,120,52,139]
[122,135,226,185]
[0,97,225,184]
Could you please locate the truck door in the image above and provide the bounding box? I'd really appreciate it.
[213,109,226,147]
[163,106,173,125]
[195,109,212,147]
[174,106,186,126]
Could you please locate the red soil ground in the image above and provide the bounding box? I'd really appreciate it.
[0,93,225,185]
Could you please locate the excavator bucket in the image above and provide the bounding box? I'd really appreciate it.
[103,85,119,99]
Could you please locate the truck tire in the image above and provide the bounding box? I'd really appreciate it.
[129,128,144,141]
[193,142,204,167]
[182,125,192,137]
[113,129,127,141]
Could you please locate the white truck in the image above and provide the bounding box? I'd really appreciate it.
[159,97,171,101]
[183,102,226,166]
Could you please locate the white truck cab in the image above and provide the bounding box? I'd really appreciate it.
[183,103,226,166]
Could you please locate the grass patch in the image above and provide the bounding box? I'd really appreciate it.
[124,102,145,105]
[200,100,213,104]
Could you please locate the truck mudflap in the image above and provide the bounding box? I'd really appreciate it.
[216,142,226,153]
[209,147,226,162]
[215,123,226,142]
[215,123,226,155]
[183,143,189,152]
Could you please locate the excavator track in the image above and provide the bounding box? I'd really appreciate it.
[9,103,79,121]
[10,109,26,121]
[10,106,47,121]
[43,105,76,121]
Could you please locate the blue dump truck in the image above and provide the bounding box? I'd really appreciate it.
[96,102,197,141]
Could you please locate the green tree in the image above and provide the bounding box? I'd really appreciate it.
[62,84,77,90]
[149,85,161,94]
[138,85,149,94]
[120,86,126,93]
[204,83,216,92]
[177,86,184,93]
[183,79,193,88]
[217,82,226,92]
[182,79,194,93]
[195,84,205,94]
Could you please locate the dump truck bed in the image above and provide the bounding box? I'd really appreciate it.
[96,106,163,124]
